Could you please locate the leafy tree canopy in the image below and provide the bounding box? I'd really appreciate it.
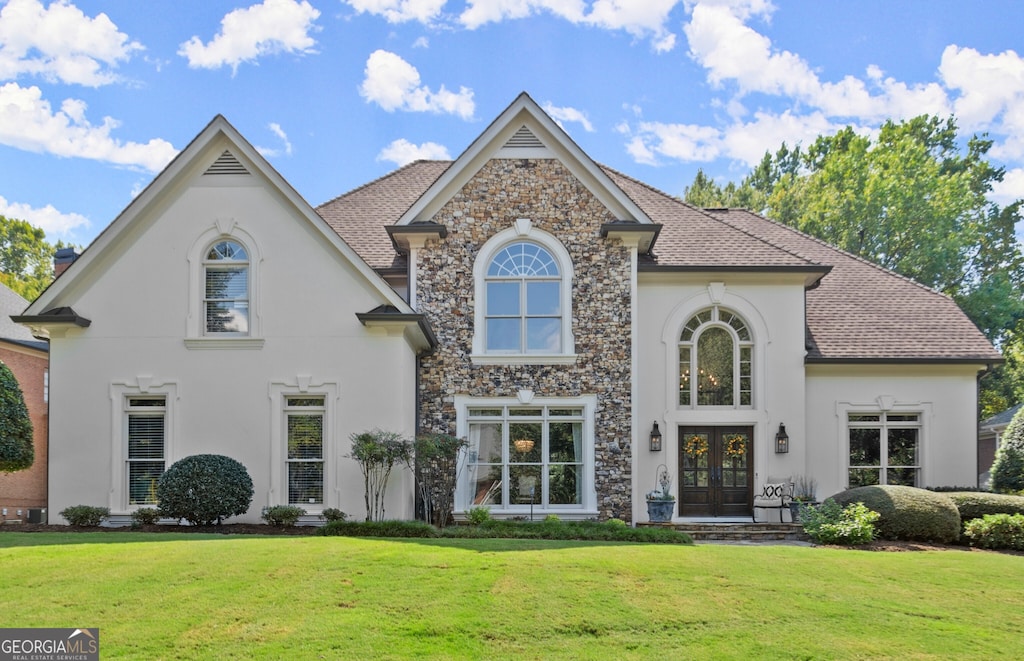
[0,361,34,473]
[0,214,75,301]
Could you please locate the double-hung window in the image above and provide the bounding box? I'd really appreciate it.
[204,240,249,334]
[286,396,325,505]
[126,396,166,506]
[848,413,921,487]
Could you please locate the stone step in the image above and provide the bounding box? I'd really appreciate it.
[639,521,810,543]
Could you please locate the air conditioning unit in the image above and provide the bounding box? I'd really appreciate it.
[27,508,46,524]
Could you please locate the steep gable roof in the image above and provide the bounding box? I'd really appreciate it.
[0,282,47,352]
[21,116,433,352]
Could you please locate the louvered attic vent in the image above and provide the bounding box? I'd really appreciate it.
[503,125,544,149]
[204,150,250,175]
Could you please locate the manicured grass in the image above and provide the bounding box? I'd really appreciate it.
[2,533,1022,659]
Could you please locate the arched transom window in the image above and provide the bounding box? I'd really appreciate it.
[204,240,249,334]
[485,242,561,353]
[679,307,752,407]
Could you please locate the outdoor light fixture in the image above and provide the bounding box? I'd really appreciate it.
[775,423,790,454]
[650,421,663,452]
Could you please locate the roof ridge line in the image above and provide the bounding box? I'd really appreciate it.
[316,160,453,209]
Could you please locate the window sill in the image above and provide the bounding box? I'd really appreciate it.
[470,353,578,366]
[184,337,265,350]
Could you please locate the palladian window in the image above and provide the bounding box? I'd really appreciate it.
[484,242,561,353]
[679,307,753,407]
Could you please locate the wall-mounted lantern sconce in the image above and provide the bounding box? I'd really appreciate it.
[650,421,663,452]
[775,423,790,454]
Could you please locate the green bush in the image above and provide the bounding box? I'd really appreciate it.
[319,508,347,523]
[59,505,110,527]
[318,520,438,538]
[130,507,161,526]
[466,506,491,525]
[605,518,628,528]
[830,485,960,543]
[156,454,254,526]
[991,407,1024,493]
[543,514,560,523]
[800,499,879,545]
[945,491,1024,522]
[0,361,33,473]
[261,505,307,527]
[963,513,1024,551]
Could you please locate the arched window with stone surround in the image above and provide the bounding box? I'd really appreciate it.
[678,307,753,407]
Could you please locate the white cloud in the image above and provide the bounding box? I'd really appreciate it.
[459,0,679,51]
[0,194,89,237]
[257,122,293,158]
[360,50,474,119]
[991,167,1024,206]
[621,110,841,167]
[0,0,142,86]
[940,45,1024,129]
[0,82,178,172]
[346,0,446,24]
[543,103,595,132]
[377,138,451,166]
[179,0,320,72]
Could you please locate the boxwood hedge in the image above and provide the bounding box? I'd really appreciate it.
[829,485,960,543]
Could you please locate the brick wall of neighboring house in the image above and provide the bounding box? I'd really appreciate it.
[415,159,634,521]
[0,343,48,521]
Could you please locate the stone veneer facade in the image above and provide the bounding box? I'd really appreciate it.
[415,158,635,521]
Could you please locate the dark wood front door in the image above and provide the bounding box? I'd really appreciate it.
[679,426,753,517]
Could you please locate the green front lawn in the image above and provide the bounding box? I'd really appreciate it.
[1,533,1021,659]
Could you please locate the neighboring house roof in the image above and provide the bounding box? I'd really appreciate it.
[982,403,1022,431]
[0,282,47,353]
[316,159,1000,364]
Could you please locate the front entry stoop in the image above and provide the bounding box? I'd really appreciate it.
[639,521,810,543]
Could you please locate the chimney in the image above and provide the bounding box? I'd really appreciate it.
[54,247,78,277]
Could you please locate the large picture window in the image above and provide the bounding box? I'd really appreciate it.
[461,402,594,514]
[286,396,325,506]
[125,396,166,506]
[485,242,561,353]
[679,307,752,407]
[848,413,921,487]
[204,240,249,334]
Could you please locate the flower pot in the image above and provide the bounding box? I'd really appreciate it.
[646,499,675,523]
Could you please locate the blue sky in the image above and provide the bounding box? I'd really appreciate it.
[2,0,1024,248]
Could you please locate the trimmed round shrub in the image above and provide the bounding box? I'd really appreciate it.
[59,505,110,526]
[319,508,347,523]
[130,507,161,526]
[945,491,1024,522]
[991,407,1024,493]
[830,485,960,543]
[261,505,306,527]
[156,454,254,526]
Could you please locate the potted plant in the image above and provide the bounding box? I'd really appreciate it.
[788,475,819,523]
[646,465,675,523]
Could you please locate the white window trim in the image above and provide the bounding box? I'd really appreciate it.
[470,220,576,365]
[837,399,932,488]
[109,379,178,513]
[185,219,264,349]
[269,378,339,514]
[454,393,597,518]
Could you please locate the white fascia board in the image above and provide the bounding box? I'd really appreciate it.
[396,93,652,227]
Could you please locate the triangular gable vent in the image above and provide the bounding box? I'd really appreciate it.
[503,125,545,149]
[204,150,250,175]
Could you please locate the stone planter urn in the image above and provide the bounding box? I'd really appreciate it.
[646,499,675,523]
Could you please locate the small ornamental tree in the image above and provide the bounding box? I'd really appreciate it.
[409,433,467,528]
[991,407,1024,493]
[156,454,254,526]
[0,361,33,472]
[349,430,412,522]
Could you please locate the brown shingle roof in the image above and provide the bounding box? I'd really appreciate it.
[315,160,1000,363]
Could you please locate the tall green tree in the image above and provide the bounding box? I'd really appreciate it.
[0,361,34,473]
[0,215,58,301]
